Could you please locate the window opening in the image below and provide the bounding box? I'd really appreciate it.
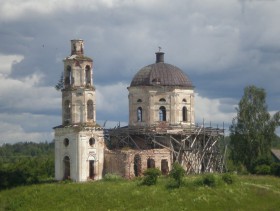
[137,107,142,122]
[147,158,155,168]
[89,138,95,146]
[64,138,69,147]
[89,160,95,179]
[85,65,91,85]
[134,154,142,177]
[87,100,94,120]
[159,106,166,121]
[64,100,71,123]
[161,159,169,175]
[65,66,72,85]
[159,98,166,102]
[182,99,187,102]
[137,99,142,103]
[63,156,70,179]
[182,106,187,122]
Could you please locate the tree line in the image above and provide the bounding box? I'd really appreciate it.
[0,142,54,189]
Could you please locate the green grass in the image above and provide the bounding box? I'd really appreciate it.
[1,175,280,211]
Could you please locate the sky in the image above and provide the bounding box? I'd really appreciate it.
[0,0,280,145]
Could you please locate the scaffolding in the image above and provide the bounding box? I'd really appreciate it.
[105,123,225,174]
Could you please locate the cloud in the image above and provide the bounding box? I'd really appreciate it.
[0,54,24,76]
[0,0,280,144]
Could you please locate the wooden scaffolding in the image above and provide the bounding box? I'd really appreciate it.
[105,123,225,174]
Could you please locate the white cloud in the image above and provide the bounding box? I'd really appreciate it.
[0,54,24,76]
[96,82,128,113]
[195,93,236,127]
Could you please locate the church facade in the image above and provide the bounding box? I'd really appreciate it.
[54,39,223,182]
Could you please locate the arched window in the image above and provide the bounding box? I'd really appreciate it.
[63,156,70,179]
[137,107,142,122]
[64,100,71,123]
[182,99,187,103]
[137,99,142,103]
[87,100,94,120]
[159,98,166,102]
[134,154,142,177]
[159,106,166,121]
[89,138,95,146]
[85,65,91,85]
[64,138,69,147]
[65,66,72,85]
[182,106,187,122]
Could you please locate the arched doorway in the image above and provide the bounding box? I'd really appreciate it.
[89,160,95,179]
[63,156,70,180]
[134,154,142,177]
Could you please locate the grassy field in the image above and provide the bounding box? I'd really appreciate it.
[1,175,280,211]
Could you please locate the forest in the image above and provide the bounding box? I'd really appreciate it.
[0,142,54,189]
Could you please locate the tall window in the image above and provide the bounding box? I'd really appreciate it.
[137,107,142,122]
[63,156,70,180]
[159,106,166,121]
[64,100,71,122]
[65,66,72,85]
[85,65,91,85]
[182,106,187,122]
[87,100,94,120]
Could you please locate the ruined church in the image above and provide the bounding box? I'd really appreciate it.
[54,39,224,182]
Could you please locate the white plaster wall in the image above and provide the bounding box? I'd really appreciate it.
[128,86,195,127]
[54,127,104,182]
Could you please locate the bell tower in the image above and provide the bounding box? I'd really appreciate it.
[54,39,104,182]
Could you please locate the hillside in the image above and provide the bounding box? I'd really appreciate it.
[1,175,280,211]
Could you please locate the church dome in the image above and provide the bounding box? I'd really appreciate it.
[130,52,193,88]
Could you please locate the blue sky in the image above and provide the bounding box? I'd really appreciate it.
[0,0,280,144]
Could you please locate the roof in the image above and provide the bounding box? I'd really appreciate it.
[130,52,193,88]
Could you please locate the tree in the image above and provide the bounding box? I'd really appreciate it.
[55,72,64,91]
[169,162,185,187]
[229,85,280,172]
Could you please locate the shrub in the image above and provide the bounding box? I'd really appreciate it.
[254,165,271,175]
[169,162,185,187]
[271,163,280,177]
[103,173,123,181]
[202,174,218,187]
[142,168,161,186]
[222,173,236,184]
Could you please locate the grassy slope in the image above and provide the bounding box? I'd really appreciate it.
[1,175,280,211]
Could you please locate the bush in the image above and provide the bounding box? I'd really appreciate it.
[222,173,236,185]
[103,173,123,181]
[202,174,218,187]
[254,165,271,175]
[142,168,161,186]
[169,162,185,187]
[271,163,280,176]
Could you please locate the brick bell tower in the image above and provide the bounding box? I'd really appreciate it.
[54,39,104,182]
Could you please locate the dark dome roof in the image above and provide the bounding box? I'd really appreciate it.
[130,52,193,88]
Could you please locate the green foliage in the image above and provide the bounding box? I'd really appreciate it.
[1,175,280,210]
[202,174,219,187]
[141,168,161,186]
[270,163,280,176]
[0,141,54,189]
[254,165,271,175]
[222,173,237,184]
[229,85,280,172]
[103,173,123,181]
[169,162,185,188]
[55,72,64,91]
